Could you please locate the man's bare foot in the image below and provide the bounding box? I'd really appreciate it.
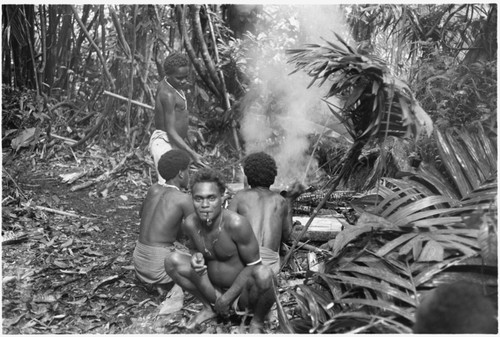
[249,321,265,333]
[185,307,216,329]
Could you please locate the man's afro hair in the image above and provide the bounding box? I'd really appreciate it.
[164,52,189,75]
[158,149,190,181]
[243,152,277,188]
[190,168,226,195]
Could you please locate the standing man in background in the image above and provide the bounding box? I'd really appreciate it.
[150,52,206,184]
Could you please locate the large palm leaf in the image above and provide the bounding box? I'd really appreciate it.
[278,122,496,333]
[287,33,433,148]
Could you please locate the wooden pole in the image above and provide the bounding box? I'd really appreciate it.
[103,90,154,110]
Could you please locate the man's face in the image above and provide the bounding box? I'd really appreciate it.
[192,182,222,224]
[169,66,189,90]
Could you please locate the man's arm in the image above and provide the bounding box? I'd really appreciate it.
[214,214,260,313]
[158,92,206,166]
[281,198,293,243]
[181,193,195,217]
[159,92,196,157]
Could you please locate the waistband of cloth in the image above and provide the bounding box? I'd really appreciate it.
[150,129,170,143]
[259,246,279,258]
[136,240,174,249]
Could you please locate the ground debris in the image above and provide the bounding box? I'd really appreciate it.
[2,145,314,334]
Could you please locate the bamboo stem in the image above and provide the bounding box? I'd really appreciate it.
[206,7,243,158]
[71,5,115,91]
[176,5,220,98]
[103,91,154,110]
[192,5,221,90]
[34,205,94,219]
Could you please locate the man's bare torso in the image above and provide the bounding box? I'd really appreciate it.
[154,80,189,138]
[185,210,247,289]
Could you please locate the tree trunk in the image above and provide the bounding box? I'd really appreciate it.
[45,5,61,88]
[53,5,74,93]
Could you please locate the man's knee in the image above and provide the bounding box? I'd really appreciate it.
[164,251,187,275]
[253,264,274,290]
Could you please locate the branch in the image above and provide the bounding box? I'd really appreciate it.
[71,5,115,91]
[206,7,242,158]
[103,90,154,110]
[176,5,220,98]
[34,205,95,220]
[191,5,221,90]
[70,151,135,191]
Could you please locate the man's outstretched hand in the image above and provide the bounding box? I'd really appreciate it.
[192,153,209,168]
[284,181,307,201]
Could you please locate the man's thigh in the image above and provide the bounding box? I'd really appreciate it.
[151,137,173,165]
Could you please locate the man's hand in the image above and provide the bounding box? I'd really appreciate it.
[192,153,209,168]
[214,294,231,315]
[285,181,307,200]
[190,252,207,275]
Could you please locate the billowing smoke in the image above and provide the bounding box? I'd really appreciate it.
[239,5,350,188]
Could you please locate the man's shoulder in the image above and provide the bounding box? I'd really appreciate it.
[184,212,198,227]
[224,209,250,228]
[155,83,175,101]
[147,185,189,201]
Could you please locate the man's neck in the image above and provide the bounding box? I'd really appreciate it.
[159,180,180,190]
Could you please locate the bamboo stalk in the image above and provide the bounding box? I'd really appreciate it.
[192,5,221,90]
[34,205,94,219]
[50,133,77,145]
[206,7,242,158]
[71,5,115,91]
[103,91,154,110]
[176,5,220,98]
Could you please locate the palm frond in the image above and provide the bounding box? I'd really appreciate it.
[286,35,434,174]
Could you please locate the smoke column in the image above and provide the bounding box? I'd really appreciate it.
[240,5,350,188]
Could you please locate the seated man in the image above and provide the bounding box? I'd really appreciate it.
[133,149,194,294]
[228,152,304,274]
[164,168,275,333]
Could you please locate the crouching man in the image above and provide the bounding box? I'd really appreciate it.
[133,149,194,294]
[164,168,275,333]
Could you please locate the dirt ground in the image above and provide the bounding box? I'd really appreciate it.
[2,146,281,334]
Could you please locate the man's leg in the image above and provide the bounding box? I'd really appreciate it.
[164,251,218,328]
[239,264,275,333]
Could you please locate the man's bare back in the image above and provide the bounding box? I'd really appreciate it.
[228,188,291,252]
[134,149,193,288]
[139,184,193,246]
